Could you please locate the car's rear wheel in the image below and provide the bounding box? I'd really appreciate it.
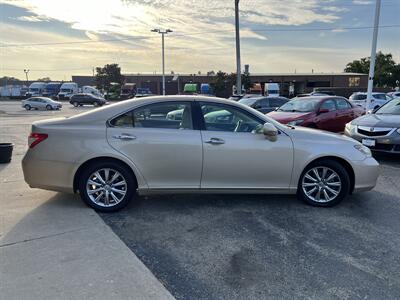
[46,105,52,110]
[24,104,31,110]
[78,161,136,212]
[298,159,350,207]
[73,101,79,107]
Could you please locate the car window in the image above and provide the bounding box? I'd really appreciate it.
[374,94,386,100]
[351,94,367,101]
[269,97,285,107]
[259,99,269,107]
[200,103,263,133]
[110,102,193,129]
[336,98,351,110]
[320,99,336,111]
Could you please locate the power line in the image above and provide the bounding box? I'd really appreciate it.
[0,24,399,48]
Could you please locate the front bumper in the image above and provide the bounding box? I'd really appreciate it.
[345,126,400,154]
[352,157,379,193]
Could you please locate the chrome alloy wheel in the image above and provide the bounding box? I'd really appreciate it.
[302,167,342,203]
[86,168,127,207]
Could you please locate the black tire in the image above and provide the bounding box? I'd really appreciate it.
[297,159,350,207]
[78,160,136,212]
[24,104,31,110]
[93,102,99,107]
[46,105,52,110]
[73,101,79,107]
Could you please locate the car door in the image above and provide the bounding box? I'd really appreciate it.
[335,98,355,131]
[198,102,293,190]
[315,99,338,132]
[107,101,203,189]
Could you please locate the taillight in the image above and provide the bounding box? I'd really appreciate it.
[28,133,48,149]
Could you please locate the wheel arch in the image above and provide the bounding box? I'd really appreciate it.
[73,156,139,193]
[301,156,355,194]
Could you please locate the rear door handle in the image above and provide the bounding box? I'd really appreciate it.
[113,134,136,140]
[205,138,225,145]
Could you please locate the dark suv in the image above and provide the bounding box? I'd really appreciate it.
[70,93,106,107]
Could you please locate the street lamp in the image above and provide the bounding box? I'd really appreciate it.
[366,0,381,112]
[151,28,173,96]
[235,0,242,95]
[24,69,30,85]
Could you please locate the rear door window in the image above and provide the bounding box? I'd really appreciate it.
[320,99,337,111]
[110,102,194,130]
[336,98,352,110]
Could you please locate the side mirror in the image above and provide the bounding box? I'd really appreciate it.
[263,123,278,140]
[318,108,329,114]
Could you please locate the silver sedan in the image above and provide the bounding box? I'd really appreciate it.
[21,97,62,110]
[22,96,379,212]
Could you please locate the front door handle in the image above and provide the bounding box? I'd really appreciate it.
[205,138,225,145]
[113,134,136,140]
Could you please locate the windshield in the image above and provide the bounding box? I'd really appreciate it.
[239,98,258,106]
[376,98,400,115]
[61,88,72,93]
[29,88,39,92]
[278,99,320,112]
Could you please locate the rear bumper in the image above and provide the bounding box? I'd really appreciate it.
[352,157,379,193]
[22,150,76,194]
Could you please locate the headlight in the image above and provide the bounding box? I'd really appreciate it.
[354,144,372,157]
[345,122,354,132]
[397,128,400,134]
[287,119,304,126]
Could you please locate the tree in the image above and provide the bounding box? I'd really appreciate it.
[95,64,124,91]
[37,77,51,82]
[0,76,21,86]
[344,52,399,88]
[210,71,229,97]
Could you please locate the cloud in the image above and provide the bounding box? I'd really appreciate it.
[14,15,50,22]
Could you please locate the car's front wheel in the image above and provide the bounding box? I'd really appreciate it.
[24,104,31,110]
[298,159,350,207]
[78,161,136,212]
[46,105,52,110]
[73,101,79,107]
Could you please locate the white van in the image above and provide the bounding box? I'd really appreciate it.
[264,83,280,97]
[26,82,46,97]
[81,86,103,98]
[58,82,78,100]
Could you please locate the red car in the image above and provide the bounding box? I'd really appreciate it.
[267,96,364,132]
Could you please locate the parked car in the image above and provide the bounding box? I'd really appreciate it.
[70,93,106,107]
[345,97,400,153]
[349,92,391,110]
[239,96,289,114]
[22,96,378,212]
[387,91,400,99]
[296,91,335,98]
[267,96,364,132]
[21,97,62,110]
[228,95,243,101]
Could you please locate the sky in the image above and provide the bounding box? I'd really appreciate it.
[0,0,399,81]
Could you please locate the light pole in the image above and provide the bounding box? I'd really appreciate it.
[151,28,173,96]
[24,69,30,85]
[366,0,381,112]
[235,0,242,95]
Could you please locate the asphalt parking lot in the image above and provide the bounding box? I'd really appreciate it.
[1,100,400,300]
